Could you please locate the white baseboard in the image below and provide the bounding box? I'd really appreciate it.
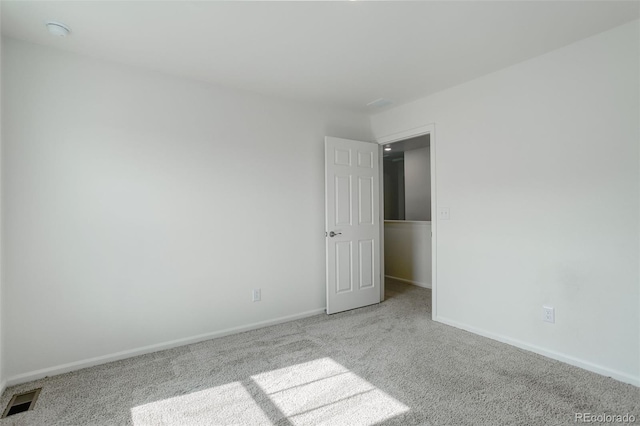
[434,315,639,387]
[6,308,325,388]
[385,274,432,289]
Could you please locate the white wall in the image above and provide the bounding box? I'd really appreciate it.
[0,9,4,393]
[384,222,431,287]
[404,147,430,221]
[372,21,640,384]
[1,38,372,381]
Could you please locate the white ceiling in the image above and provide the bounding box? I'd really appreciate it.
[2,1,638,113]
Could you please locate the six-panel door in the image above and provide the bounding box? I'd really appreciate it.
[325,137,380,314]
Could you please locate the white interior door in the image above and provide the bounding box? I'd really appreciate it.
[325,136,380,314]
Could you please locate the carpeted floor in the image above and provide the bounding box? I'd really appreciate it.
[1,279,638,425]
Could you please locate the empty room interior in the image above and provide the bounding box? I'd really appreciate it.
[0,1,639,425]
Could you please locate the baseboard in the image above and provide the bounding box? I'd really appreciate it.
[385,274,432,289]
[434,315,639,387]
[6,308,326,388]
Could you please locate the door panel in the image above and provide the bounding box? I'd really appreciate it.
[335,241,353,294]
[359,239,374,289]
[358,177,374,225]
[325,136,380,314]
[335,176,352,226]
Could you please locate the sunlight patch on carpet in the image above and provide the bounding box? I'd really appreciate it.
[131,357,409,425]
[130,382,272,426]
[251,357,409,426]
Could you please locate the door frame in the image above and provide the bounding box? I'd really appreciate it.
[376,124,437,319]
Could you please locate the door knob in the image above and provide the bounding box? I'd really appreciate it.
[329,231,342,237]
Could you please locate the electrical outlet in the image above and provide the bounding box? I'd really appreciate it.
[438,207,450,220]
[252,289,261,302]
[542,306,555,323]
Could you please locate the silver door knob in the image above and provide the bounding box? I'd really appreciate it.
[329,231,342,237]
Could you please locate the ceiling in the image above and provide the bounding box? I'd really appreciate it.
[2,1,638,113]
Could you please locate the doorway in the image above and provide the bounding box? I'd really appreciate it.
[323,127,436,316]
[383,134,431,289]
[377,125,436,318]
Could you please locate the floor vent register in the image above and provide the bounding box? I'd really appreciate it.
[2,388,41,418]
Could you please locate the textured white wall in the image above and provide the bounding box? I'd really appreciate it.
[384,222,431,287]
[404,147,430,221]
[0,7,4,392]
[2,38,372,380]
[372,21,640,384]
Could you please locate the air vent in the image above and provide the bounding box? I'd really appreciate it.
[366,98,393,109]
[2,388,41,418]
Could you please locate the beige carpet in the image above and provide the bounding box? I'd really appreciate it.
[1,280,638,425]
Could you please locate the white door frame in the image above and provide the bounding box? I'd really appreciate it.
[376,124,437,320]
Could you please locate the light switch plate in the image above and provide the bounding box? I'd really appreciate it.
[252,289,261,302]
[438,207,450,220]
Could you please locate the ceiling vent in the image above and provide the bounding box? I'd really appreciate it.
[366,98,393,109]
[46,22,71,37]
